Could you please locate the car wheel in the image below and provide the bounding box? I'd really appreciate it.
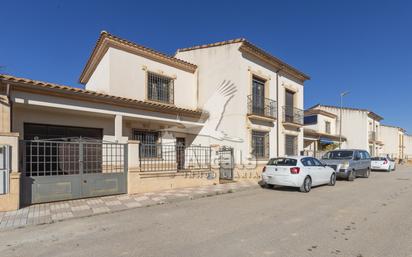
[364,168,370,178]
[300,176,312,193]
[347,170,356,181]
[266,184,274,189]
[329,173,336,186]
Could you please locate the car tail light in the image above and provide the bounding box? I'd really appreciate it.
[383,159,388,164]
[290,167,300,174]
[262,166,266,173]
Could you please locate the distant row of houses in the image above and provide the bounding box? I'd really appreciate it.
[0,31,409,211]
[303,104,412,160]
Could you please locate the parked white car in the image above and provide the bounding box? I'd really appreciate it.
[371,157,396,171]
[261,156,336,193]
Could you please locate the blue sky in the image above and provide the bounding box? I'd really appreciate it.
[1,0,411,131]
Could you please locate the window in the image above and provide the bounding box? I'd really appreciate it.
[251,76,266,115]
[311,158,324,166]
[301,157,315,166]
[323,150,354,160]
[267,158,297,166]
[285,135,297,156]
[361,151,370,159]
[133,130,160,158]
[325,121,331,134]
[304,115,318,125]
[147,72,174,104]
[252,131,269,159]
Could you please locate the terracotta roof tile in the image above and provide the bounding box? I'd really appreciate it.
[0,74,204,117]
[79,31,198,84]
[176,38,310,81]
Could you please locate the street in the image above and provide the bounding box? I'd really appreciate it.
[1,166,412,257]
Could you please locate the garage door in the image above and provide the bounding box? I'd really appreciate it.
[24,123,103,140]
[22,123,127,205]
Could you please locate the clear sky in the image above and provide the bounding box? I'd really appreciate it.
[1,0,411,131]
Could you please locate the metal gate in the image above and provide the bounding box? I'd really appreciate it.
[21,138,127,205]
[219,146,234,180]
[0,145,11,195]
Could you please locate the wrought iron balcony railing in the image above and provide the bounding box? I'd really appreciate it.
[369,131,378,141]
[247,95,277,119]
[282,106,304,125]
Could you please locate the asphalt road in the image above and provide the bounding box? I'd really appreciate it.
[1,166,412,257]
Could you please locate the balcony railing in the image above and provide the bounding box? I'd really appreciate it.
[369,131,378,141]
[247,95,277,119]
[282,106,304,125]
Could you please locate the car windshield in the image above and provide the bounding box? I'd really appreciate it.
[267,158,297,166]
[323,151,354,160]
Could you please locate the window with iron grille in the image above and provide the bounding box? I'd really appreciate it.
[133,130,161,158]
[285,135,298,156]
[325,121,331,134]
[252,131,269,159]
[147,72,174,104]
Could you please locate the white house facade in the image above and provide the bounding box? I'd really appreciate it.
[307,104,384,156]
[175,39,309,168]
[303,108,347,158]
[0,31,309,210]
[380,125,405,159]
[404,134,412,160]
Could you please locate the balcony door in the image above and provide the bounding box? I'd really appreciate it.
[252,77,265,115]
[285,90,295,122]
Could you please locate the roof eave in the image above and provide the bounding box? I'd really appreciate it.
[79,31,198,85]
[1,75,205,119]
[239,41,310,82]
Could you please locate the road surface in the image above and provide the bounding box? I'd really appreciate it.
[1,166,412,257]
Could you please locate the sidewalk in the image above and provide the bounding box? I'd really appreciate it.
[0,181,259,231]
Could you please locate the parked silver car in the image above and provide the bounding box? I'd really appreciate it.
[321,149,371,181]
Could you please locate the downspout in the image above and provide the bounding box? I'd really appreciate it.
[276,68,282,157]
[6,83,12,133]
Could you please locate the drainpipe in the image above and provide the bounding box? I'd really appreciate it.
[5,83,12,133]
[276,68,282,157]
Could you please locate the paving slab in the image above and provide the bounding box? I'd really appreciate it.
[0,181,258,231]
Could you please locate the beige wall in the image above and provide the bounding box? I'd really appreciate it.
[176,43,305,162]
[380,125,404,159]
[0,133,20,211]
[404,134,412,159]
[314,106,371,151]
[86,48,198,110]
[0,96,11,133]
[305,114,337,135]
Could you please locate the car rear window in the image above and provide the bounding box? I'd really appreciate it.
[267,158,297,166]
[323,151,353,160]
[371,157,386,161]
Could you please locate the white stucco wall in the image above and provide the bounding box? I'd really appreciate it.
[85,48,198,110]
[314,106,369,151]
[380,125,402,158]
[176,43,305,161]
[404,134,412,159]
[86,51,110,93]
[305,114,337,135]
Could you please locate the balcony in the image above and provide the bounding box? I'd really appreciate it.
[247,95,277,120]
[282,106,304,126]
[369,131,382,141]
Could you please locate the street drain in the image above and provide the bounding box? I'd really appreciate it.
[396,178,410,181]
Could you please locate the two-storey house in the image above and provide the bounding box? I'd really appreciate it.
[303,108,346,158]
[175,39,309,175]
[307,104,384,156]
[0,31,309,210]
[380,125,405,159]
